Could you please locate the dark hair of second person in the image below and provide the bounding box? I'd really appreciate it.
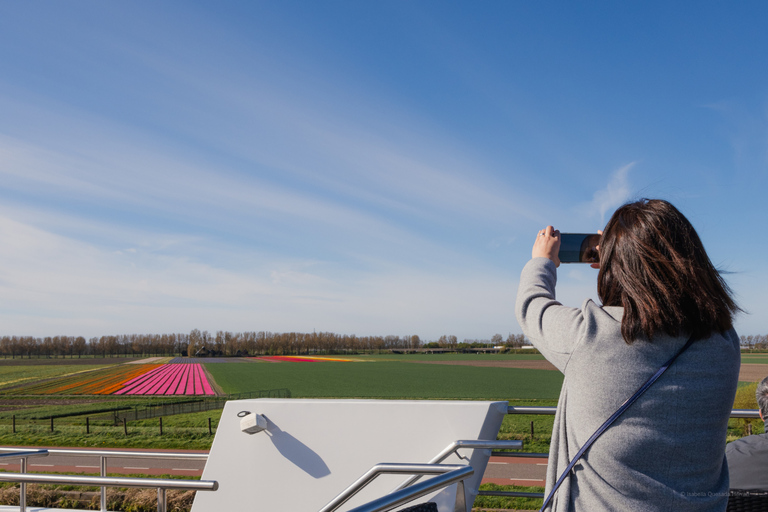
[597,198,742,344]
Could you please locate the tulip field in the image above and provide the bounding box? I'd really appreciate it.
[0,352,569,401]
[2,361,216,396]
[115,363,214,395]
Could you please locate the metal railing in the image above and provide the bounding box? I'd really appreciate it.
[394,439,523,491]
[0,472,217,512]
[0,450,49,511]
[0,447,212,512]
[321,463,474,512]
[508,405,762,418]
[319,439,522,512]
[477,407,764,501]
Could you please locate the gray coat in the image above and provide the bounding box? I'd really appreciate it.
[726,432,768,490]
[515,258,740,512]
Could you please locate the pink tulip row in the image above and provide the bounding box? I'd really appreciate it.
[115,363,214,395]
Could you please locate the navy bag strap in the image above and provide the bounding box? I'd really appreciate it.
[539,334,696,512]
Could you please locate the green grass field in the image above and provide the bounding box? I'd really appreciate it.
[740,354,768,363]
[0,409,220,450]
[350,353,547,361]
[206,360,564,400]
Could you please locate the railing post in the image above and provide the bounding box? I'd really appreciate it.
[157,487,166,512]
[20,457,26,512]
[100,455,107,511]
[453,480,466,512]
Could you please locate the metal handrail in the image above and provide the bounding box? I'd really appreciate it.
[0,472,218,489]
[342,465,474,512]
[508,406,762,419]
[0,449,49,511]
[394,439,523,491]
[0,447,212,512]
[320,463,470,512]
[0,447,208,460]
[731,409,762,419]
[490,451,548,458]
[507,406,557,415]
[0,472,217,512]
[0,450,49,460]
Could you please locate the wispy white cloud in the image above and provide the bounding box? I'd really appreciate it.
[0,214,517,339]
[0,62,546,282]
[0,61,545,339]
[586,162,635,225]
[98,33,544,230]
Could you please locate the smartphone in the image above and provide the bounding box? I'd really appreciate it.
[559,233,601,264]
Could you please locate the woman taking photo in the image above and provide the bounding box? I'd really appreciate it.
[515,199,741,511]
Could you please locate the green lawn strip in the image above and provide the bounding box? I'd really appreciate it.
[0,410,220,450]
[474,483,543,511]
[739,355,768,363]
[1,396,195,420]
[205,361,563,400]
[0,426,214,450]
[350,353,547,362]
[130,410,221,429]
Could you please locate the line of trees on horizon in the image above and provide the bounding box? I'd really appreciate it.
[0,331,532,359]
[740,335,768,350]
[3,332,760,359]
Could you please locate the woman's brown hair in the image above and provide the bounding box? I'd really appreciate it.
[597,199,740,343]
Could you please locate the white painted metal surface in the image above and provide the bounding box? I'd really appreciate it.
[192,399,507,512]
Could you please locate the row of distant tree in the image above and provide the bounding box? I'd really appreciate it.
[740,335,768,350]
[1,332,763,359]
[0,331,531,359]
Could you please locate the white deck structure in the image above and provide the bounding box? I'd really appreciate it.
[192,399,508,512]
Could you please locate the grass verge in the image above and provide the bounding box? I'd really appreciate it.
[0,410,221,450]
[474,483,544,511]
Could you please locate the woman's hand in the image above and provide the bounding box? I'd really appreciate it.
[532,225,561,267]
[590,229,603,269]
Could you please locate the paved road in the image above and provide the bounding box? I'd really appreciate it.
[0,448,206,477]
[0,448,545,486]
[482,455,547,487]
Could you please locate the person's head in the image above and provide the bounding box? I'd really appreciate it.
[597,198,740,343]
[756,377,768,421]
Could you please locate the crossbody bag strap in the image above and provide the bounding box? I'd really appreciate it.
[539,334,696,512]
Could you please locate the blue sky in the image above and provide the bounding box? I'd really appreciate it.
[0,2,766,340]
